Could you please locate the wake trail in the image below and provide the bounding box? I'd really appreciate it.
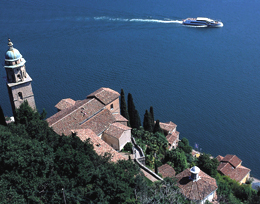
[94,16,183,24]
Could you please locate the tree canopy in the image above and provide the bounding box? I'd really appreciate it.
[0,101,147,203]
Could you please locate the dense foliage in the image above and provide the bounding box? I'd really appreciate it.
[132,127,168,169]
[0,105,7,126]
[0,102,147,203]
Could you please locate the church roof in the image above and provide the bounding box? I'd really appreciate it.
[87,87,120,105]
[55,98,76,111]
[46,98,106,135]
[113,113,128,122]
[72,129,126,162]
[104,122,131,139]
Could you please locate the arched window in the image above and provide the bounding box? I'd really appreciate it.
[18,92,23,100]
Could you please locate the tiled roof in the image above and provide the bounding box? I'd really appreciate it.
[80,109,116,136]
[217,155,250,183]
[176,168,218,201]
[222,155,241,168]
[216,155,224,162]
[113,113,128,122]
[158,164,176,178]
[87,87,120,105]
[159,121,177,134]
[104,122,131,139]
[55,98,76,110]
[46,98,109,136]
[72,129,126,162]
[166,131,179,144]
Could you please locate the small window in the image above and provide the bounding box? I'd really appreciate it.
[110,104,114,110]
[18,92,23,100]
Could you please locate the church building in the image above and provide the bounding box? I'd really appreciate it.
[46,87,131,152]
[3,39,36,115]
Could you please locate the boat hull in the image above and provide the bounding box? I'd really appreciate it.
[182,18,223,27]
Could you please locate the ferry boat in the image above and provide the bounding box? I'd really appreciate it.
[182,17,223,27]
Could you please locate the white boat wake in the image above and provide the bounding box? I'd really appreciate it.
[94,16,183,24]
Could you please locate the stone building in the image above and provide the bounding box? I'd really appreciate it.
[175,166,218,204]
[3,39,36,114]
[159,121,180,150]
[46,87,131,151]
[216,154,251,184]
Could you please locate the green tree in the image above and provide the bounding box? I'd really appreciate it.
[153,120,163,134]
[120,89,130,126]
[150,106,154,129]
[143,110,153,132]
[165,149,188,174]
[197,153,219,177]
[0,105,7,126]
[178,137,192,154]
[127,93,141,128]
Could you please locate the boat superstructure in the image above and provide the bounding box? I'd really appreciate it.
[182,17,223,27]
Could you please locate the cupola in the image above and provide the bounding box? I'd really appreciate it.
[4,39,27,83]
[190,166,201,182]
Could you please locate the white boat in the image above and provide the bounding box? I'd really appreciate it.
[182,17,223,27]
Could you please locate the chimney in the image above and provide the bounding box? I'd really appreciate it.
[190,166,201,182]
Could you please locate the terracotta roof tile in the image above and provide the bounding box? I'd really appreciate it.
[217,162,250,183]
[222,155,241,168]
[72,129,126,162]
[87,87,120,105]
[159,121,177,134]
[158,164,176,178]
[104,122,131,139]
[176,168,218,201]
[46,98,109,135]
[217,154,251,183]
[113,113,128,122]
[55,98,76,110]
[216,155,224,162]
[80,109,116,136]
[166,131,179,144]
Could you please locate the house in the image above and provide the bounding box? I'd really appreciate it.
[175,166,218,204]
[158,164,176,178]
[72,129,126,162]
[159,121,179,150]
[103,122,131,150]
[216,154,251,184]
[46,87,131,151]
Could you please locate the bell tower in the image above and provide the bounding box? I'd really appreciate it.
[4,39,36,115]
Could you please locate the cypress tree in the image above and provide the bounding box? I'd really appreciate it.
[153,120,163,134]
[127,93,141,128]
[143,110,153,132]
[127,93,133,127]
[133,109,141,129]
[120,89,130,126]
[150,106,155,129]
[0,105,7,126]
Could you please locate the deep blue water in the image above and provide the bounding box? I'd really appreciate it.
[1,0,260,177]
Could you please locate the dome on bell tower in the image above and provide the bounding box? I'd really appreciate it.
[5,39,22,60]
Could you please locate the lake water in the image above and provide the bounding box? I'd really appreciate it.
[1,0,260,177]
